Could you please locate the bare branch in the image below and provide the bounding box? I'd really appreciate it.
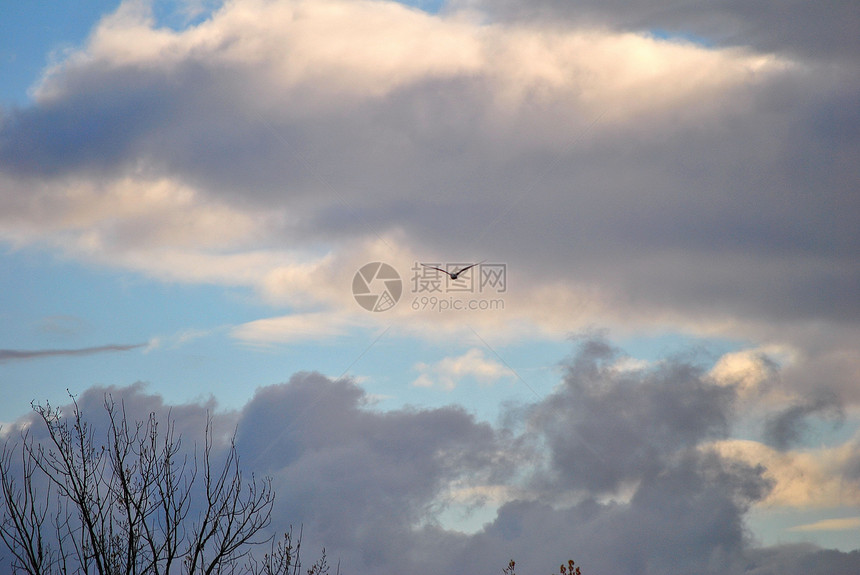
[0,395,278,575]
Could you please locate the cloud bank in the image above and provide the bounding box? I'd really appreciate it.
[0,0,855,341]
[3,339,858,574]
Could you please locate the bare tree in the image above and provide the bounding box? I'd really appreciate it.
[246,526,335,575]
[503,559,581,575]
[0,393,275,575]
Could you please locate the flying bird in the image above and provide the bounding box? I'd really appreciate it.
[421,261,484,280]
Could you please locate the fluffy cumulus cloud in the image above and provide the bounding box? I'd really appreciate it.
[710,438,860,509]
[3,339,860,575]
[524,338,736,494]
[412,348,510,389]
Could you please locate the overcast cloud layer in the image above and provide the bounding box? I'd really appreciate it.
[459,0,860,62]
[0,1,856,339]
[3,339,860,575]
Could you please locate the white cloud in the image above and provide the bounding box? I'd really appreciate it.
[708,438,860,509]
[413,348,510,390]
[146,328,217,352]
[231,311,356,344]
[788,517,860,532]
[48,0,782,118]
[0,174,263,252]
[708,346,797,402]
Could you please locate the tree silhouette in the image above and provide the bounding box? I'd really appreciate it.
[503,558,582,575]
[1,391,578,575]
[0,393,274,575]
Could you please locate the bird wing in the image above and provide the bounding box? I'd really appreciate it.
[421,264,452,277]
[454,260,486,275]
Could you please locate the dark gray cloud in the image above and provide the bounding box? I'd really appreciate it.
[230,349,860,575]
[764,390,844,450]
[516,338,736,494]
[0,62,249,183]
[230,358,756,574]
[746,545,860,575]
[3,382,228,450]
[234,372,509,558]
[2,349,860,575]
[446,336,770,574]
[0,343,146,363]
[223,342,854,575]
[464,0,860,62]
[458,452,770,575]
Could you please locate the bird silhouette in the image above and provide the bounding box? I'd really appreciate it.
[421,261,484,280]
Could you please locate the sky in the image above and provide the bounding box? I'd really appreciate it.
[0,0,858,573]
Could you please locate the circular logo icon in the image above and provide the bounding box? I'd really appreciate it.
[352,262,402,312]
